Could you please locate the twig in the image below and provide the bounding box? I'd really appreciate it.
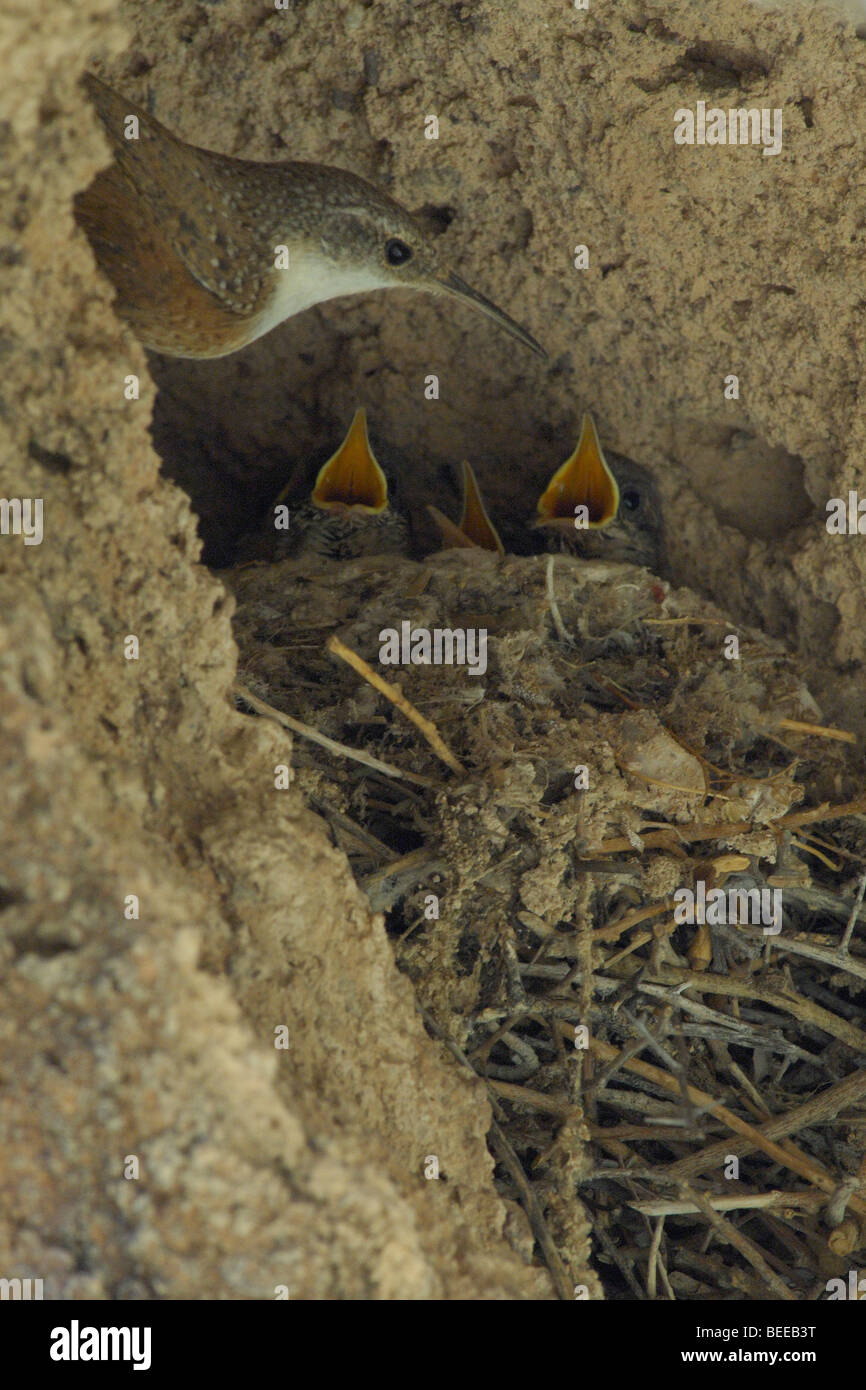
[360,847,440,894]
[841,871,866,955]
[774,717,856,744]
[617,770,709,797]
[308,796,399,861]
[590,1216,645,1300]
[582,796,866,856]
[326,634,466,775]
[824,1178,861,1227]
[643,616,732,627]
[586,1123,712,1142]
[646,1216,665,1300]
[592,900,675,944]
[545,555,571,644]
[487,1079,576,1117]
[664,1065,866,1184]
[578,1033,866,1216]
[630,1190,826,1217]
[676,1182,796,1300]
[734,924,866,983]
[654,965,866,1052]
[789,836,841,870]
[232,682,434,786]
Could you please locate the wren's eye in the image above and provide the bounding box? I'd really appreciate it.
[385,237,413,266]
[620,487,642,512]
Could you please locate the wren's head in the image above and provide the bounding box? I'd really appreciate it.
[252,163,545,357]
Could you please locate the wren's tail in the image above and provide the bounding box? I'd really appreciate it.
[75,74,258,355]
[81,73,140,149]
[80,73,192,204]
[76,75,180,342]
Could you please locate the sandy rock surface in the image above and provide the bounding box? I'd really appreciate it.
[1,0,865,1300]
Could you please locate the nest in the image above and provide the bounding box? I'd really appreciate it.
[227,546,866,1301]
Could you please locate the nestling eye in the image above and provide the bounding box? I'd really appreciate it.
[385,237,413,266]
[620,487,642,512]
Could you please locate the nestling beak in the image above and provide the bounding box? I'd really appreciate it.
[427,504,478,551]
[457,459,504,552]
[434,271,546,359]
[311,407,389,515]
[534,412,620,534]
[428,459,504,554]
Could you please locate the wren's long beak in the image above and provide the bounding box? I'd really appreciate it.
[311,407,389,515]
[534,412,620,534]
[428,459,504,554]
[434,271,546,359]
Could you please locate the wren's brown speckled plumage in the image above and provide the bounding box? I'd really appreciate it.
[74,74,545,360]
[533,413,665,572]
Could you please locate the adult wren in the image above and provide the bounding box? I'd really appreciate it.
[533,413,665,572]
[75,73,545,360]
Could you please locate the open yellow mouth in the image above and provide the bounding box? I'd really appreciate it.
[535,412,620,530]
[312,407,389,514]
